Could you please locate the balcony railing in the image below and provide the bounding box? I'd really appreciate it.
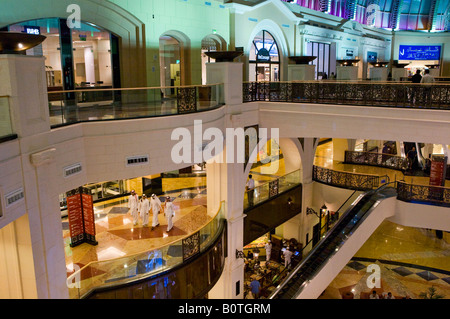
[313,165,387,191]
[397,181,450,207]
[0,96,17,143]
[244,169,301,210]
[344,150,409,171]
[48,83,224,128]
[243,81,450,109]
[67,201,225,299]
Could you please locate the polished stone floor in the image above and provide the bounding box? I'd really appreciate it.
[63,140,450,299]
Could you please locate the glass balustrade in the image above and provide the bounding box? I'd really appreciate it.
[67,201,225,299]
[244,169,301,210]
[48,83,224,128]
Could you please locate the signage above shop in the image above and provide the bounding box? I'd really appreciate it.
[256,48,270,62]
[399,45,441,61]
[24,26,40,35]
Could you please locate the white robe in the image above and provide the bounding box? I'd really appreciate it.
[150,197,162,227]
[165,201,175,231]
[139,198,150,226]
[128,194,139,225]
[265,243,272,261]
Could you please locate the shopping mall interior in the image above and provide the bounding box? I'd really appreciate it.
[0,0,449,301]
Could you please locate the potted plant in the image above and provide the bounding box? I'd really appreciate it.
[419,286,445,299]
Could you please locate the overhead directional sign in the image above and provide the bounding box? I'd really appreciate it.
[399,45,441,61]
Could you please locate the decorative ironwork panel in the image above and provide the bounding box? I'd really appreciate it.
[313,165,379,191]
[182,231,200,262]
[269,179,279,198]
[396,181,450,207]
[177,87,197,114]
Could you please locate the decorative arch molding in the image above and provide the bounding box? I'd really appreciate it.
[243,137,303,195]
[0,0,147,88]
[201,33,228,50]
[160,30,192,85]
[245,19,290,81]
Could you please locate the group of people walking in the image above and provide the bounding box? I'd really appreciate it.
[127,190,175,232]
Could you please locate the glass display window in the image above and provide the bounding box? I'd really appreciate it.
[249,30,280,82]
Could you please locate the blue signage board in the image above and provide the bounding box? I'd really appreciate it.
[24,26,40,35]
[399,45,441,61]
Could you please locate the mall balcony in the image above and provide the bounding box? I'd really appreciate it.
[0,40,449,300]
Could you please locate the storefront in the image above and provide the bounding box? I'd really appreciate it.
[6,18,121,91]
[249,30,280,82]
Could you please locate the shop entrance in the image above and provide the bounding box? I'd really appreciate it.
[249,30,280,82]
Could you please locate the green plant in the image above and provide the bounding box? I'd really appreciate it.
[419,286,445,299]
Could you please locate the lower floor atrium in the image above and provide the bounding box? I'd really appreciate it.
[63,139,450,299]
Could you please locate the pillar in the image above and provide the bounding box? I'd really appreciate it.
[337,66,358,80]
[369,67,389,81]
[0,54,68,298]
[288,64,316,81]
[206,61,243,105]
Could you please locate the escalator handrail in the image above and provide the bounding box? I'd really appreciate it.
[269,182,395,299]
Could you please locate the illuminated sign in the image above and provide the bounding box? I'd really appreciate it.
[256,48,270,62]
[24,26,40,35]
[367,51,377,62]
[399,45,441,61]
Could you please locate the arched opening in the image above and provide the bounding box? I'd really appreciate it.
[159,35,181,97]
[249,30,280,82]
[6,18,120,91]
[201,34,227,84]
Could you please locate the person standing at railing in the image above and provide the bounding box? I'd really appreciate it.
[164,196,175,232]
[128,190,139,226]
[421,69,435,106]
[407,146,417,171]
[246,174,255,207]
[150,194,162,230]
[410,70,422,105]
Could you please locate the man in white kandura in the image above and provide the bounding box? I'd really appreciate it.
[139,194,150,227]
[164,196,175,232]
[265,240,272,262]
[283,247,293,268]
[150,194,162,230]
[128,190,139,226]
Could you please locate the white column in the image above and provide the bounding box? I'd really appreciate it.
[369,67,389,81]
[336,66,359,80]
[206,62,243,105]
[288,64,316,81]
[0,54,68,298]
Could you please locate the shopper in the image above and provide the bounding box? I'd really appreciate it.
[385,292,395,299]
[150,194,162,230]
[369,290,379,299]
[406,146,417,170]
[164,196,175,232]
[246,174,255,207]
[264,240,272,262]
[249,278,261,299]
[128,190,139,226]
[283,247,293,268]
[420,69,435,83]
[139,194,150,227]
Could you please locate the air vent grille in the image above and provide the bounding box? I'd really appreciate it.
[126,155,149,166]
[64,163,82,177]
[5,188,24,208]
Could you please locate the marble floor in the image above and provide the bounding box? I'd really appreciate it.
[63,140,450,299]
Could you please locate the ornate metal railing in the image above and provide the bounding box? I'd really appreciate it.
[313,165,387,191]
[396,181,450,207]
[243,81,450,109]
[48,83,224,128]
[344,150,409,171]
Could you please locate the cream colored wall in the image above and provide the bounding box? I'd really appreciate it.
[109,0,230,86]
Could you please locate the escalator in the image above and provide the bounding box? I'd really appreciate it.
[269,184,397,299]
